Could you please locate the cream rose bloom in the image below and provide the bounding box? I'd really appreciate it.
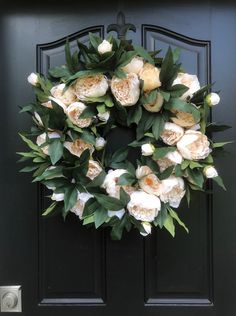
[136,165,152,179]
[139,63,161,92]
[156,150,183,172]
[159,175,185,208]
[203,166,218,178]
[70,192,93,219]
[160,122,184,146]
[86,160,103,180]
[102,169,135,198]
[64,138,94,157]
[177,130,212,160]
[50,83,77,106]
[75,75,108,101]
[36,132,60,155]
[66,102,92,128]
[127,191,161,222]
[98,40,112,54]
[143,92,164,112]
[139,173,162,196]
[170,108,199,128]
[122,56,144,74]
[172,73,200,100]
[27,72,39,86]
[111,73,140,106]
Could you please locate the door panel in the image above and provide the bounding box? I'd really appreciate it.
[1,2,236,316]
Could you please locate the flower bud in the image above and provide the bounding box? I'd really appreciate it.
[140,222,152,236]
[122,56,144,74]
[95,137,106,150]
[98,40,113,55]
[51,192,64,201]
[205,93,220,107]
[97,111,110,122]
[27,72,39,86]
[141,143,155,156]
[203,166,218,178]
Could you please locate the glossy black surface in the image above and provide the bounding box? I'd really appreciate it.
[0,1,235,315]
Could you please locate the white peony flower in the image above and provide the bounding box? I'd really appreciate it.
[111,73,140,106]
[108,209,125,220]
[51,192,64,201]
[172,73,200,101]
[75,75,109,101]
[102,169,127,198]
[50,83,77,106]
[161,122,184,146]
[203,166,218,178]
[64,138,94,157]
[139,173,162,196]
[97,111,110,122]
[98,40,113,54]
[159,175,185,208]
[156,150,183,172]
[135,165,152,179]
[86,160,103,180]
[36,132,61,155]
[122,56,144,74]
[177,130,212,160]
[141,143,155,156]
[205,93,220,106]
[70,192,93,219]
[95,137,106,150]
[140,222,152,236]
[27,72,39,86]
[127,190,161,222]
[139,63,161,92]
[143,92,164,112]
[66,102,92,128]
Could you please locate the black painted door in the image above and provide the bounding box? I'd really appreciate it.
[1,1,236,315]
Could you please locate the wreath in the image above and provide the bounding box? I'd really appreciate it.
[18,33,231,239]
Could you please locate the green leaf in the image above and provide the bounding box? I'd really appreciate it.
[133,45,154,64]
[83,199,99,217]
[189,161,203,169]
[119,188,130,205]
[33,166,64,182]
[127,104,142,126]
[141,90,157,105]
[212,141,233,148]
[19,133,40,152]
[160,47,175,86]
[65,39,74,74]
[152,115,165,140]
[160,90,170,102]
[79,105,97,119]
[111,148,129,163]
[66,69,105,83]
[158,165,175,180]
[181,160,190,170]
[49,65,71,79]
[169,84,189,98]
[48,139,63,165]
[213,176,226,190]
[94,208,108,228]
[80,131,96,145]
[164,98,200,122]
[87,170,106,188]
[83,214,95,225]
[110,215,127,240]
[206,123,231,133]
[154,204,168,228]
[187,168,204,188]
[42,202,57,216]
[20,165,39,172]
[114,68,126,78]
[89,32,102,50]
[117,173,136,186]
[63,186,78,212]
[168,208,189,233]
[19,103,34,113]
[94,193,125,211]
[163,213,175,237]
[153,147,176,160]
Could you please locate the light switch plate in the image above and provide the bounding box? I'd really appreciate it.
[0,286,22,313]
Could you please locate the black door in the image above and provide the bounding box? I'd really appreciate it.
[1,1,236,315]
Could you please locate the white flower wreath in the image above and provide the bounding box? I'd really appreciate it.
[18,34,231,239]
